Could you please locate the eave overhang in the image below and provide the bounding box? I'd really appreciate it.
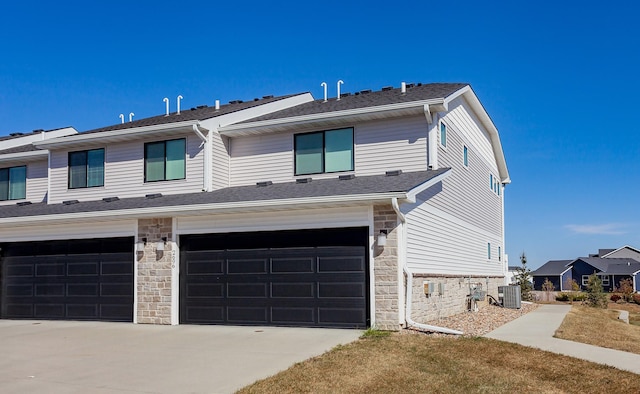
[218,99,448,136]
[34,121,207,149]
[0,149,48,163]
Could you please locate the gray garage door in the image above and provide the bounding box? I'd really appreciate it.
[1,237,134,322]
[180,228,369,328]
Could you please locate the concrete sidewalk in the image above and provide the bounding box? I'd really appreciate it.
[485,304,640,375]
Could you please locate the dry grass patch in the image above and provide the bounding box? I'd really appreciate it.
[237,334,640,394]
[555,305,640,354]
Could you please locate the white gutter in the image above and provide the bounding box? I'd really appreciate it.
[392,197,464,335]
[34,121,205,149]
[1,192,408,226]
[219,98,446,135]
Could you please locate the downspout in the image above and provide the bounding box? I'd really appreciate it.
[192,122,210,192]
[391,197,463,335]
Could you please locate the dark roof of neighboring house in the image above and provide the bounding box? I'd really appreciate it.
[0,144,41,155]
[77,93,304,135]
[0,168,450,219]
[574,257,640,275]
[532,260,572,276]
[238,83,469,123]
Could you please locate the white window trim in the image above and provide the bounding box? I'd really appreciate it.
[601,275,610,286]
[582,275,589,286]
[463,145,469,168]
[439,120,447,149]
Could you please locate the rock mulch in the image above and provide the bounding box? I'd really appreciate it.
[406,302,539,337]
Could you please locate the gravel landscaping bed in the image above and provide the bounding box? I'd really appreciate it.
[407,302,539,337]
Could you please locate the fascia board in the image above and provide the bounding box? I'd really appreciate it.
[0,127,78,150]
[560,267,572,276]
[34,121,203,149]
[0,150,48,163]
[602,245,640,258]
[218,98,445,135]
[0,192,408,226]
[405,169,451,203]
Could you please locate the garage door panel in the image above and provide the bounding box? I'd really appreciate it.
[271,307,315,324]
[180,228,368,328]
[271,283,315,298]
[1,237,134,322]
[227,306,268,323]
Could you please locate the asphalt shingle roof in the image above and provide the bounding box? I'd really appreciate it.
[0,144,41,155]
[0,168,450,219]
[576,257,640,275]
[533,260,572,276]
[77,93,304,135]
[238,83,469,123]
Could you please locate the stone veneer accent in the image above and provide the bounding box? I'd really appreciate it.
[137,218,173,324]
[373,204,400,330]
[408,275,504,323]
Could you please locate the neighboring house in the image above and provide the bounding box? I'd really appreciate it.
[0,82,509,331]
[533,246,640,292]
[505,265,522,285]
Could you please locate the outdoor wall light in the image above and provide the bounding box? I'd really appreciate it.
[156,237,167,252]
[136,238,147,253]
[377,230,388,247]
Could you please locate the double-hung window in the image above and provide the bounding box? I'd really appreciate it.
[295,128,354,175]
[145,139,186,182]
[0,165,26,201]
[69,149,105,189]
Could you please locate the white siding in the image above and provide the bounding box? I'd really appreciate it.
[211,132,230,190]
[177,206,370,234]
[355,116,427,176]
[431,103,503,237]
[0,159,49,206]
[0,219,135,242]
[229,116,428,186]
[404,200,503,276]
[229,133,293,186]
[48,133,205,204]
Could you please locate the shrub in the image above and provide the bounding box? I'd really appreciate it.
[610,294,622,302]
[541,278,555,292]
[556,293,569,302]
[615,278,635,302]
[556,292,586,302]
[634,294,640,305]
[585,274,608,308]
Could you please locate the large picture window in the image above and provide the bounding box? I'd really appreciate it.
[0,165,27,201]
[145,139,186,182]
[69,149,105,189]
[295,128,353,175]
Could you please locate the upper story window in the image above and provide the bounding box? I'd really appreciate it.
[463,145,469,167]
[69,148,105,189]
[439,121,447,148]
[0,165,26,201]
[294,128,354,175]
[145,138,186,182]
[487,242,491,259]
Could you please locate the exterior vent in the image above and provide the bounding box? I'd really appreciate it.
[360,89,372,94]
[296,178,312,184]
[256,181,273,187]
[253,98,260,101]
[406,83,415,88]
[262,95,274,99]
[340,92,351,97]
[63,200,79,205]
[32,129,45,133]
[145,193,163,199]
[197,105,207,109]
[417,82,423,86]
[9,132,24,137]
[498,286,522,309]
[339,174,355,180]
[102,197,120,202]
[16,201,32,206]
[385,170,403,176]
[381,86,393,91]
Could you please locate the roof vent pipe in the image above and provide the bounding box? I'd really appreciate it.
[119,114,124,124]
[129,112,135,122]
[163,97,169,116]
[401,82,406,94]
[215,99,220,110]
[321,82,328,102]
[337,80,344,101]
[177,95,183,115]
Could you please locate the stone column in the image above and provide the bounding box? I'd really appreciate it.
[373,205,400,330]
[137,218,173,324]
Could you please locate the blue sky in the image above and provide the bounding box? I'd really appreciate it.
[1,1,638,268]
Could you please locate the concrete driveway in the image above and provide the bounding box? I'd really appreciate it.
[0,320,362,393]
